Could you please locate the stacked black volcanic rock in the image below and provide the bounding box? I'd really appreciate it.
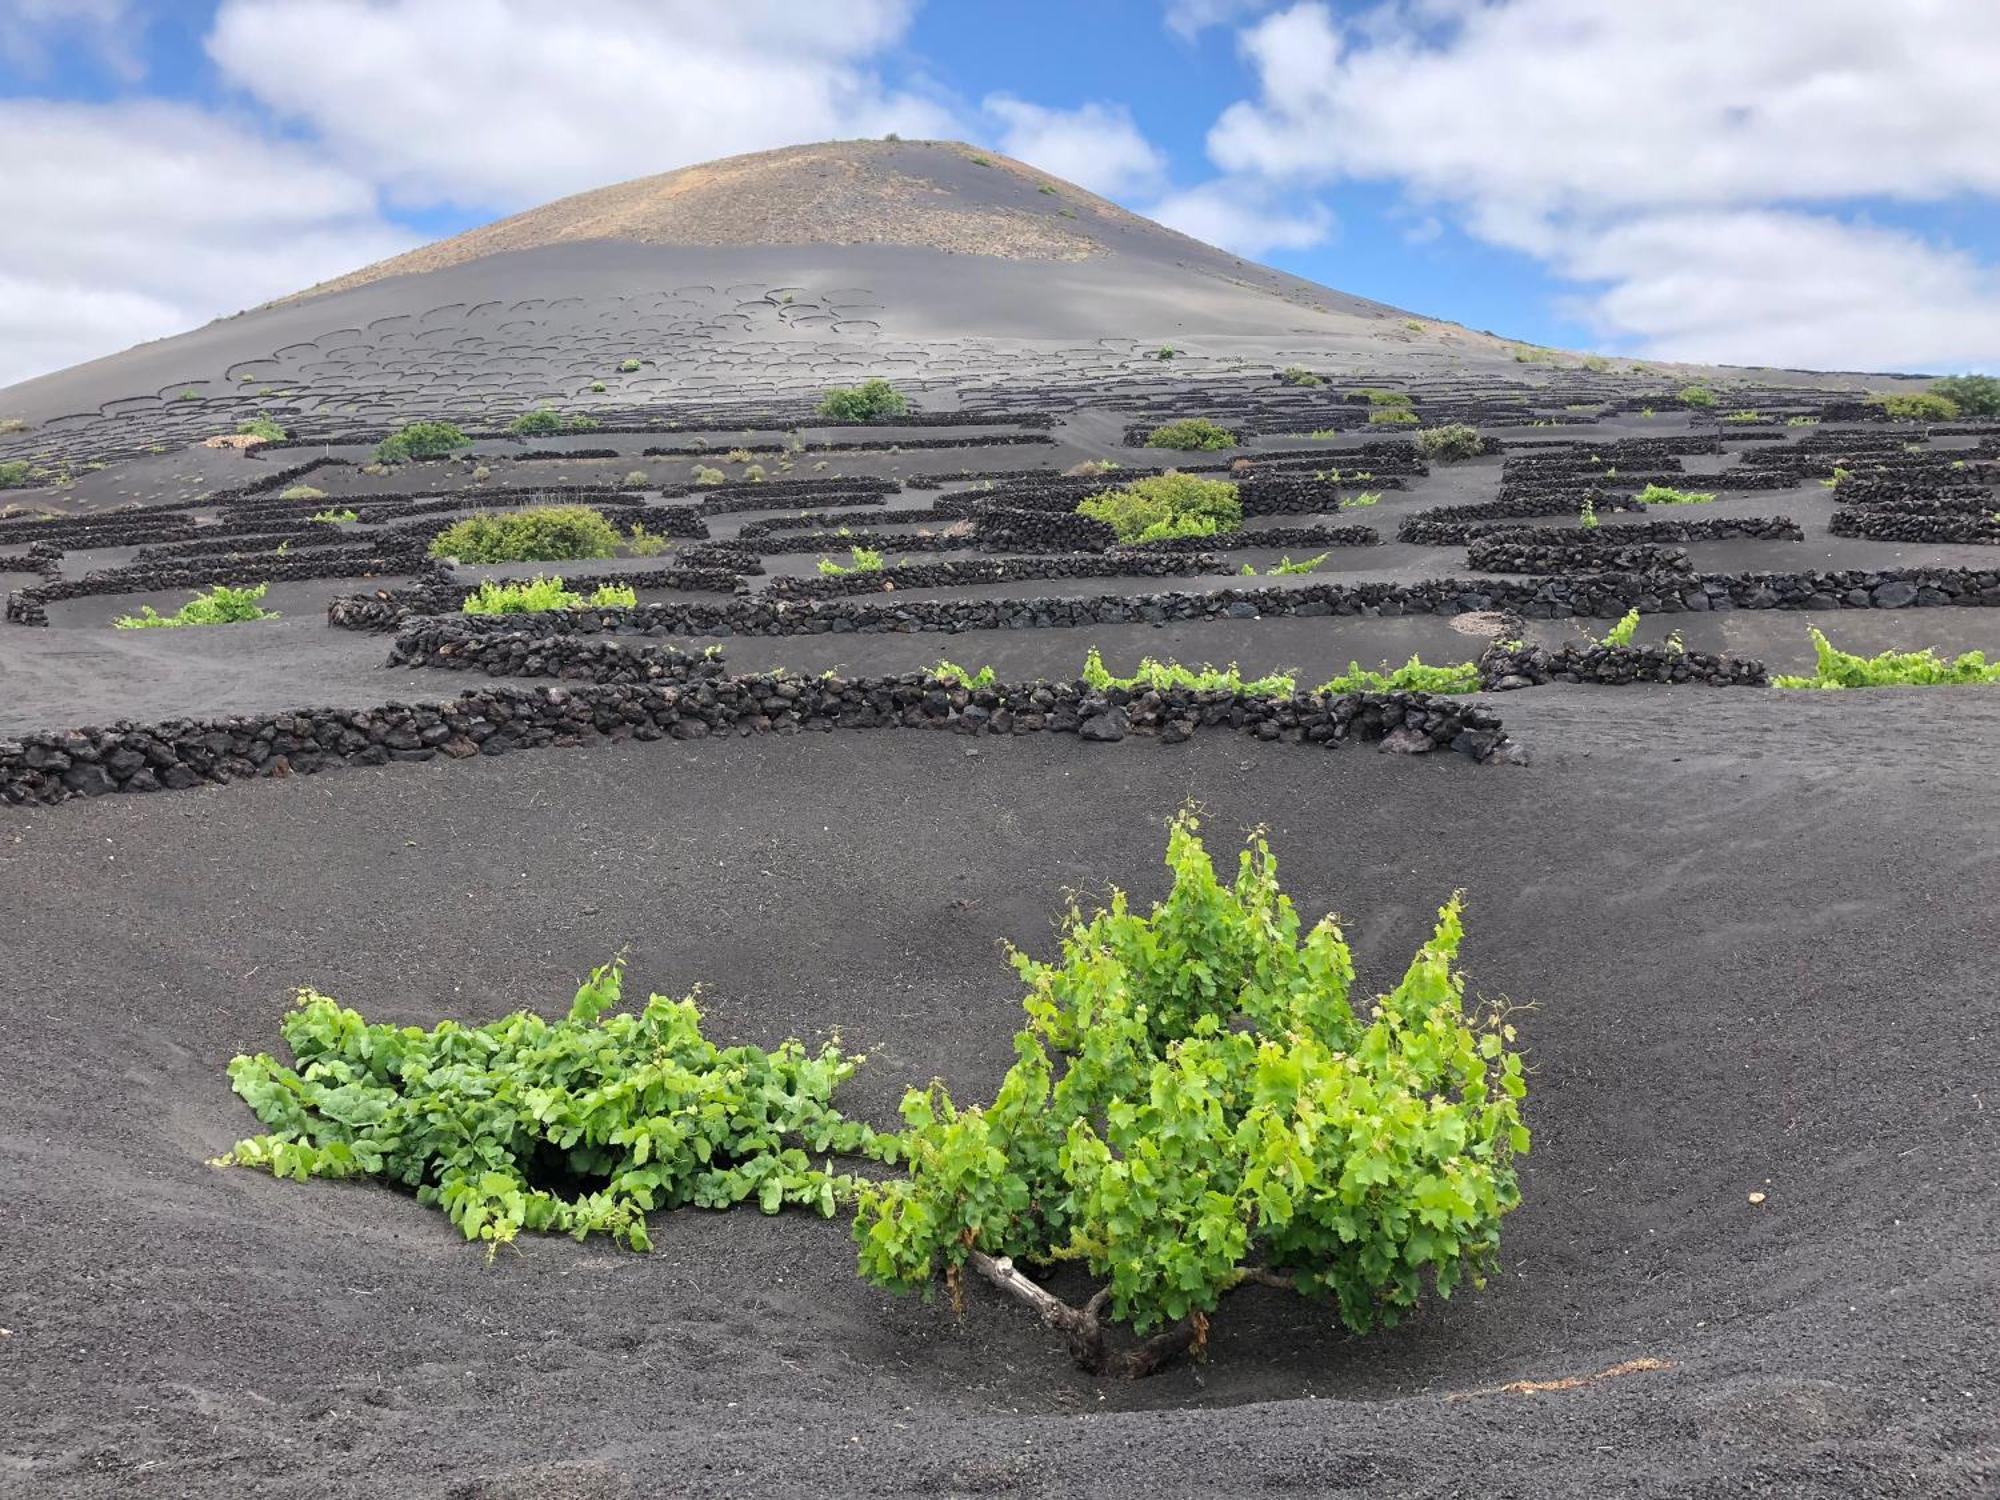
[1477,639,1766,689]
[1466,534,1693,575]
[765,550,1225,600]
[0,677,1514,806]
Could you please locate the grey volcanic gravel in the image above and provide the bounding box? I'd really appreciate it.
[1,689,1994,1498]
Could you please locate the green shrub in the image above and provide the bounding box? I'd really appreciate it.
[1870,392,1958,422]
[1928,374,2000,416]
[1786,415,1821,427]
[1278,365,1324,387]
[1722,410,1762,424]
[310,507,359,525]
[376,420,471,464]
[1599,608,1641,647]
[931,659,998,690]
[1635,483,1716,506]
[1413,423,1483,462]
[692,465,726,486]
[618,358,642,373]
[1266,552,1330,576]
[464,578,637,614]
[1369,407,1419,426]
[1678,384,1716,408]
[1143,417,1235,451]
[114,582,277,630]
[1082,648,1294,697]
[624,522,669,557]
[1578,496,1599,529]
[1772,628,2000,689]
[817,546,886,576]
[280,484,328,502]
[507,408,565,437]
[1317,656,1481,694]
[216,961,890,1254]
[0,460,36,489]
[1153,345,1176,361]
[1077,472,1242,543]
[236,415,287,442]
[429,505,621,563]
[817,379,909,422]
[853,812,1527,1373]
[1353,388,1411,407]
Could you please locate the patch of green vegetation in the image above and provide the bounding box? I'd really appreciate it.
[931,659,997,690]
[1870,392,1958,422]
[429,505,621,563]
[692,465,726,486]
[1678,384,1716,408]
[507,408,599,437]
[1578,495,1599,529]
[1037,182,1058,195]
[624,522,669,557]
[817,379,909,422]
[376,420,471,464]
[1353,388,1411,407]
[817,546,886,576]
[1153,345,1177,361]
[309,507,359,525]
[1082,648,1296,698]
[621,470,650,488]
[114,582,276,630]
[1142,418,1236,452]
[462,577,636,614]
[618,358,642,372]
[1368,408,1420,427]
[279,484,328,502]
[0,417,32,434]
[1278,365,1324,387]
[0,459,38,489]
[1635,484,1716,506]
[1786,415,1821,426]
[216,960,890,1254]
[1344,491,1381,507]
[235,415,287,442]
[1078,472,1242,543]
[1598,608,1641,647]
[1772,628,2000,690]
[1928,374,2000,416]
[1241,552,1331,577]
[854,812,1527,1364]
[1722,410,1762,424]
[1413,423,1483,462]
[1317,656,1482,694]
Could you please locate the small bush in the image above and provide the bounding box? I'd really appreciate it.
[618,358,642,373]
[1679,384,1717,408]
[1082,648,1294,698]
[692,465,726,486]
[1265,552,1330,576]
[853,812,1527,1373]
[1345,491,1381,508]
[1786,415,1821,427]
[280,484,328,502]
[115,582,276,630]
[1143,418,1235,451]
[817,546,886,576]
[931,659,997,690]
[310,508,359,525]
[817,379,909,422]
[1599,608,1641,647]
[625,522,669,557]
[1870,392,1958,422]
[1929,374,2000,416]
[429,505,621,563]
[0,460,37,489]
[1635,484,1716,506]
[1278,365,1324,387]
[1317,656,1481,694]
[1772,628,2000,690]
[1077,472,1242,543]
[507,409,564,437]
[462,577,637,614]
[1413,423,1483,462]
[235,415,287,442]
[621,470,650,488]
[1722,410,1762,424]
[376,420,471,464]
[1369,408,1419,427]
[217,961,888,1254]
[1153,345,1176,361]
[1578,495,1599,529]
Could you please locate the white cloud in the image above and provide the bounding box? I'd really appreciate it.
[1203,0,2000,368]
[1161,0,1274,42]
[0,100,416,386]
[1146,179,1334,258]
[1559,210,2000,373]
[205,0,960,210]
[983,95,1167,198]
[0,0,146,78]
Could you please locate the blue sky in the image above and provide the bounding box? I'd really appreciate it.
[3,0,1999,386]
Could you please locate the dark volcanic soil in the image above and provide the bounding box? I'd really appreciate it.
[2,692,1995,1499]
